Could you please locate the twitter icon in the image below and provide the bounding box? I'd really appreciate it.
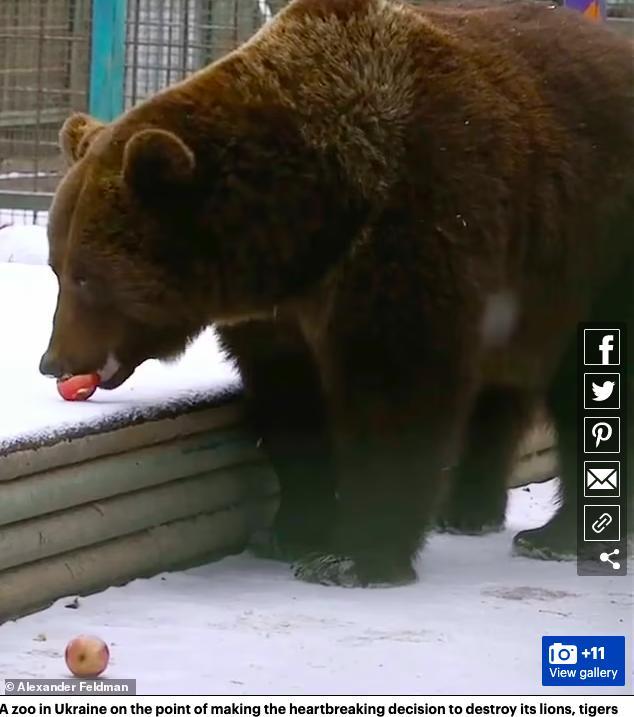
[584,373,620,410]
[592,380,615,401]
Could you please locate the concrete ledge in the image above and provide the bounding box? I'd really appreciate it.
[0,402,280,623]
[0,497,278,623]
[0,429,263,526]
[0,394,557,623]
[1,397,243,482]
[0,462,279,572]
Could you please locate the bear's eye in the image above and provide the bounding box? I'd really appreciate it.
[70,273,96,298]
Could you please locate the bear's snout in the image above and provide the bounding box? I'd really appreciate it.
[39,350,64,378]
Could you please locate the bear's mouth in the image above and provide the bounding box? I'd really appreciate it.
[97,354,135,390]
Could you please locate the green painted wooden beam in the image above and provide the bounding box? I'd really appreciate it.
[89,0,128,121]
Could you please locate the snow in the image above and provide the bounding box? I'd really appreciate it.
[0,223,49,265]
[0,212,48,231]
[0,480,631,694]
[0,259,240,453]
[0,226,631,694]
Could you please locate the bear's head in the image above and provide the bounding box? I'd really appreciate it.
[39,112,209,389]
[39,104,362,389]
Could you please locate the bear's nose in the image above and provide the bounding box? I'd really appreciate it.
[39,351,64,378]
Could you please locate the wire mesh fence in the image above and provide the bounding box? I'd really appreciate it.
[0,0,632,226]
[0,0,91,225]
[0,1,285,225]
[124,1,282,106]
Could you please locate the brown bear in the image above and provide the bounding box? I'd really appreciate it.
[40,0,633,587]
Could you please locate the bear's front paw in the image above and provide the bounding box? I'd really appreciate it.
[293,553,417,588]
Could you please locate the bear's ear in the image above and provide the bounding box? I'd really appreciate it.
[123,128,195,202]
[59,113,105,164]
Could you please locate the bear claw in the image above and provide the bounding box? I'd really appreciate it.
[512,527,576,562]
[293,553,361,587]
[293,553,417,588]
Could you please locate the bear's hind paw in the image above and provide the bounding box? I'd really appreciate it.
[512,527,577,561]
[512,512,578,561]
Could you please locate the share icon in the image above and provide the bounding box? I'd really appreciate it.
[599,548,621,570]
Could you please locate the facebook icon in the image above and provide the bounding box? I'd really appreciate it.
[584,329,620,366]
[600,334,614,365]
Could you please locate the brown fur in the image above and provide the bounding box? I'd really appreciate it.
[41,1,633,586]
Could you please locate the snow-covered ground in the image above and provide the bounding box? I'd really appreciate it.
[0,227,239,451]
[0,212,48,232]
[0,480,631,695]
[0,223,48,265]
[0,226,631,695]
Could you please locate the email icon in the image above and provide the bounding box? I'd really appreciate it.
[584,461,620,497]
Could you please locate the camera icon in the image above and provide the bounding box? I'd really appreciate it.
[548,643,578,665]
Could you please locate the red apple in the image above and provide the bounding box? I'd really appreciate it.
[65,635,109,678]
[57,374,100,401]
